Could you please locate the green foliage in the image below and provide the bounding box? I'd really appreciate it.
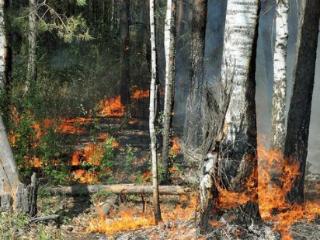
[76,0,87,7]
[39,15,93,43]
[101,137,116,169]
[11,111,68,184]
[124,145,135,171]
[0,212,29,239]
[37,224,63,240]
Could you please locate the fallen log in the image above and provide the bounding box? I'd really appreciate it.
[45,184,191,196]
[30,214,60,223]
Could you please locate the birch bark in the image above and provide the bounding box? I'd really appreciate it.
[219,0,259,192]
[0,0,5,89]
[271,0,289,150]
[162,0,176,182]
[149,0,162,224]
[0,0,21,209]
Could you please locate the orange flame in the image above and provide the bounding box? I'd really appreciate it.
[216,167,257,209]
[257,145,320,239]
[88,195,197,235]
[57,117,92,134]
[98,96,125,117]
[170,137,181,156]
[131,89,150,100]
[72,169,98,184]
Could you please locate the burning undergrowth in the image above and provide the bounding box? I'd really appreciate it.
[208,145,320,239]
[257,146,320,239]
[87,194,197,236]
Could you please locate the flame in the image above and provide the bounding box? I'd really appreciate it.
[70,137,118,183]
[70,143,104,167]
[216,168,257,209]
[72,169,98,184]
[170,137,181,156]
[88,208,154,235]
[88,195,197,236]
[98,96,125,117]
[131,89,150,100]
[57,117,91,134]
[257,145,320,239]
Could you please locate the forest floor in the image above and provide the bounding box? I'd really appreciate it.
[2,180,320,240]
[2,115,320,239]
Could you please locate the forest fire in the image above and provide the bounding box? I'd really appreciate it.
[88,195,197,236]
[257,146,320,239]
[70,143,104,167]
[98,96,125,117]
[72,169,98,184]
[57,117,91,134]
[25,156,42,168]
[217,171,257,209]
[170,137,181,156]
[131,88,150,100]
[70,136,119,183]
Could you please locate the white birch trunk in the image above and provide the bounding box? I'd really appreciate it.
[0,0,21,207]
[149,0,162,224]
[162,0,176,181]
[222,0,259,143]
[271,0,289,150]
[0,0,5,89]
[219,0,259,190]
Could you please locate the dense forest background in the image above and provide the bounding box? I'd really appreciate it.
[7,0,320,174]
[1,0,320,239]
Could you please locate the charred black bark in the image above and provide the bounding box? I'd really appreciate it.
[284,0,320,203]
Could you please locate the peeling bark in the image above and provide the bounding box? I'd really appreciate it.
[219,0,260,195]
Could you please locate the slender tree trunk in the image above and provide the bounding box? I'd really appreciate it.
[284,0,320,203]
[176,0,184,36]
[25,0,37,94]
[271,0,289,151]
[0,0,5,90]
[268,0,289,194]
[149,0,162,224]
[183,0,208,162]
[1,0,12,121]
[119,0,130,106]
[162,0,176,183]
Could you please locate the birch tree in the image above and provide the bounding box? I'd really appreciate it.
[0,1,20,203]
[284,0,320,203]
[199,0,261,230]
[149,0,162,224]
[271,0,289,151]
[162,0,176,183]
[0,0,37,213]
